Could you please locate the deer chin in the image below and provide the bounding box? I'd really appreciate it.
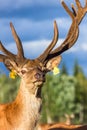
[34,80,45,87]
[34,81,43,87]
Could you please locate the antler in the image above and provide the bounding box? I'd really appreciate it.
[38,21,58,62]
[37,0,87,63]
[10,23,25,59]
[0,23,25,62]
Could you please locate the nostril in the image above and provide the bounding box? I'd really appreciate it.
[43,73,45,77]
[34,73,41,80]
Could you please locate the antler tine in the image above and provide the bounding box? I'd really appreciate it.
[45,0,87,62]
[37,21,58,62]
[85,0,87,7]
[61,1,75,20]
[0,41,15,59]
[10,22,25,59]
[71,3,77,16]
[75,0,87,24]
[75,0,81,9]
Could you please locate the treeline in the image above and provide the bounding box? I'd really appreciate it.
[41,61,87,124]
[0,61,87,125]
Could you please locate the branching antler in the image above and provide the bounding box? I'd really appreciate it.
[37,0,87,63]
[0,0,87,68]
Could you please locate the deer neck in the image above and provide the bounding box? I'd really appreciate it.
[6,79,42,130]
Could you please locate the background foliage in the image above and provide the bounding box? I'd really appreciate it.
[0,61,87,125]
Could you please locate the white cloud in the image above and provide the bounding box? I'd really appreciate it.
[0,0,85,10]
[5,40,52,58]
[0,17,72,42]
[0,16,87,57]
[56,17,71,29]
[0,0,85,11]
[16,0,59,7]
[0,0,60,10]
[81,43,87,51]
[4,38,87,59]
[4,39,65,58]
[66,42,87,53]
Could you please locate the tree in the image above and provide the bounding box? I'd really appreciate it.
[41,74,83,124]
[61,63,68,75]
[73,60,84,77]
[0,75,20,103]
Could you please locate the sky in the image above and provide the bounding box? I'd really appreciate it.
[0,0,87,76]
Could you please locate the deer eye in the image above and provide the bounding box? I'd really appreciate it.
[21,69,27,75]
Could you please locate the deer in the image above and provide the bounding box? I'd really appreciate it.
[0,0,87,130]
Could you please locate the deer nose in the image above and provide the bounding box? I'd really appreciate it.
[34,73,44,80]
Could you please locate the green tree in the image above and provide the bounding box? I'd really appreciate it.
[61,63,68,75]
[73,60,84,77]
[74,73,87,123]
[73,60,87,123]
[0,75,20,103]
[41,74,83,124]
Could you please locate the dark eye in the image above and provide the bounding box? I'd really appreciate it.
[21,69,27,75]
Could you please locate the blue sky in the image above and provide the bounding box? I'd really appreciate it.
[0,0,87,76]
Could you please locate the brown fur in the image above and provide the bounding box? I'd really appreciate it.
[38,123,87,130]
[0,79,42,130]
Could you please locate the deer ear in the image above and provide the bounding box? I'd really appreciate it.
[4,59,18,71]
[4,59,13,71]
[46,55,62,71]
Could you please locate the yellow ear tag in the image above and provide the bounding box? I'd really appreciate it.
[9,70,17,79]
[53,67,60,75]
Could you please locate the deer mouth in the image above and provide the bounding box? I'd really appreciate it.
[34,79,45,87]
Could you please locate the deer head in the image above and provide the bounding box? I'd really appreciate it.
[0,0,87,92]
